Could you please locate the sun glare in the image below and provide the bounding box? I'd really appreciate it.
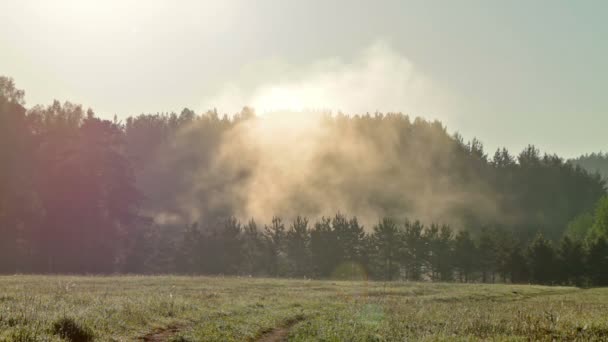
[252,86,308,113]
[250,82,337,115]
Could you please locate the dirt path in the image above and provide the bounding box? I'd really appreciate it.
[256,315,305,342]
[140,323,184,342]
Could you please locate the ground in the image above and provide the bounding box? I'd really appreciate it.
[1,276,608,341]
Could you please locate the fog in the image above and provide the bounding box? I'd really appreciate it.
[202,41,454,121]
[136,42,475,228]
[144,108,502,230]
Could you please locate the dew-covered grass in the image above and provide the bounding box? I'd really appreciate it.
[1,276,607,341]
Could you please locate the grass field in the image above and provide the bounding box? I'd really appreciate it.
[1,276,608,341]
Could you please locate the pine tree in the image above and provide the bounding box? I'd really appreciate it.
[477,227,498,283]
[427,224,454,281]
[557,236,585,286]
[332,215,366,279]
[286,216,311,276]
[587,236,608,286]
[264,217,286,277]
[242,219,265,276]
[310,217,337,278]
[507,244,529,283]
[454,230,476,282]
[219,217,243,275]
[527,234,556,285]
[175,223,202,274]
[371,218,400,281]
[402,220,428,281]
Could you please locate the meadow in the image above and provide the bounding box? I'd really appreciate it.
[1,276,607,341]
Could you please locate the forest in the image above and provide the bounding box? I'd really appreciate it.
[571,153,608,181]
[1,75,608,285]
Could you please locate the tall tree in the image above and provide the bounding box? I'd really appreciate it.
[507,244,529,283]
[557,236,586,286]
[218,217,243,274]
[453,230,476,282]
[402,220,428,281]
[264,217,286,276]
[242,219,266,275]
[426,224,454,281]
[371,218,400,281]
[589,196,608,239]
[310,217,337,278]
[286,216,311,276]
[331,214,366,279]
[587,236,608,286]
[527,234,556,285]
[477,227,498,283]
[0,77,33,273]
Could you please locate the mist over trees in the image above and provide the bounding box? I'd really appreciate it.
[1,76,607,285]
[570,152,608,180]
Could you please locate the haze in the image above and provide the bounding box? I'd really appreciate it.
[1,0,607,157]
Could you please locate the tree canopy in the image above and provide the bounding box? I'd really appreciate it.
[571,152,608,180]
[1,76,607,285]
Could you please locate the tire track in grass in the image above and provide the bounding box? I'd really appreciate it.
[140,323,185,342]
[255,315,306,342]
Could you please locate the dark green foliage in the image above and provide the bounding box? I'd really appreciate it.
[218,217,243,274]
[453,230,476,282]
[133,211,608,286]
[370,218,400,280]
[402,220,427,281]
[52,317,94,342]
[477,228,498,283]
[286,216,311,276]
[557,236,586,286]
[527,235,556,285]
[310,217,337,277]
[345,217,368,265]
[570,152,608,180]
[264,217,286,276]
[242,219,266,275]
[145,225,179,273]
[507,244,529,283]
[426,224,454,281]
[120,107,604,242]
[587,237,608,286]
[2,75,608,286]
[176,223,203,274]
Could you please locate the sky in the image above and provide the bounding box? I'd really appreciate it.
[1,0,607,157]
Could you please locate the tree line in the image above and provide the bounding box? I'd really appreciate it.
[570,152,608,181]
[126,212,608,286]
[1,76,607,283]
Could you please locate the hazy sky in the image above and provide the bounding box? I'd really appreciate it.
[1,0,607,157]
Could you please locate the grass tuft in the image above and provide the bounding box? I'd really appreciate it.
[51,317,94,342]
